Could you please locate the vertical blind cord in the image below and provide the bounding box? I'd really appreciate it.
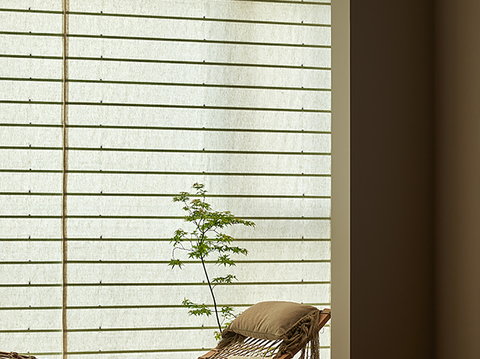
[61,1,69,358]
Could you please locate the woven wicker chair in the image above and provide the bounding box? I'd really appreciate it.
[0,353,36,359]
[199,307,331,359]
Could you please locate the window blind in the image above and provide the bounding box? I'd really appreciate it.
[0,1,331,358]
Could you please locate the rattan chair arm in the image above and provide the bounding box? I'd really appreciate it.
[0,352,37,359]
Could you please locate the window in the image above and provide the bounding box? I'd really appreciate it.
[0,1,333,358]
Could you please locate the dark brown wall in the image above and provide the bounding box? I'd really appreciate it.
[350,1,436,358]
[435,1,480,358]
[350,0,480,358]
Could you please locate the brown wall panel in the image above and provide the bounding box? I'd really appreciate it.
[350,1,435,358]
[435,1,480,358]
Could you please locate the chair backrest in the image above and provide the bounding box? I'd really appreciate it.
[199,308,331,359]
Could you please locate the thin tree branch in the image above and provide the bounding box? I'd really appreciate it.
[201,256,222,333]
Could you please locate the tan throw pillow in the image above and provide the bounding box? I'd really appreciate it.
[217,301,321,359]
[225,301,319,340]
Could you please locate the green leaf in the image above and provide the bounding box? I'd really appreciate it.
[190,242,211,258]
[215,233,234,244]
[173,192,189,202]
[171,229,187,245]
[212,274,237,285]
[228,246,248,255]
[169,259,184,269]
[220,306,236,320]
[182,298,212,316]
[217,254,235,266]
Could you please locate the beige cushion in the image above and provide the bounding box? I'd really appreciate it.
[225,301,319,340]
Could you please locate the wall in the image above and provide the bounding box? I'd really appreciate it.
[435,0,480,357]
[330,0,350,358]
[349,1,480,359]
[350,1,435,358]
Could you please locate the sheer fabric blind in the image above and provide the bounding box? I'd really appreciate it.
[0,1,331,358]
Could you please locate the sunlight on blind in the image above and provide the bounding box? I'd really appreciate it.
[0,1,331,358]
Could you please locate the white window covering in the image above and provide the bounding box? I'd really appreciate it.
[0,1,331,358]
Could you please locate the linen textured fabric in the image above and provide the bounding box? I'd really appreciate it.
[217,301,321,359]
